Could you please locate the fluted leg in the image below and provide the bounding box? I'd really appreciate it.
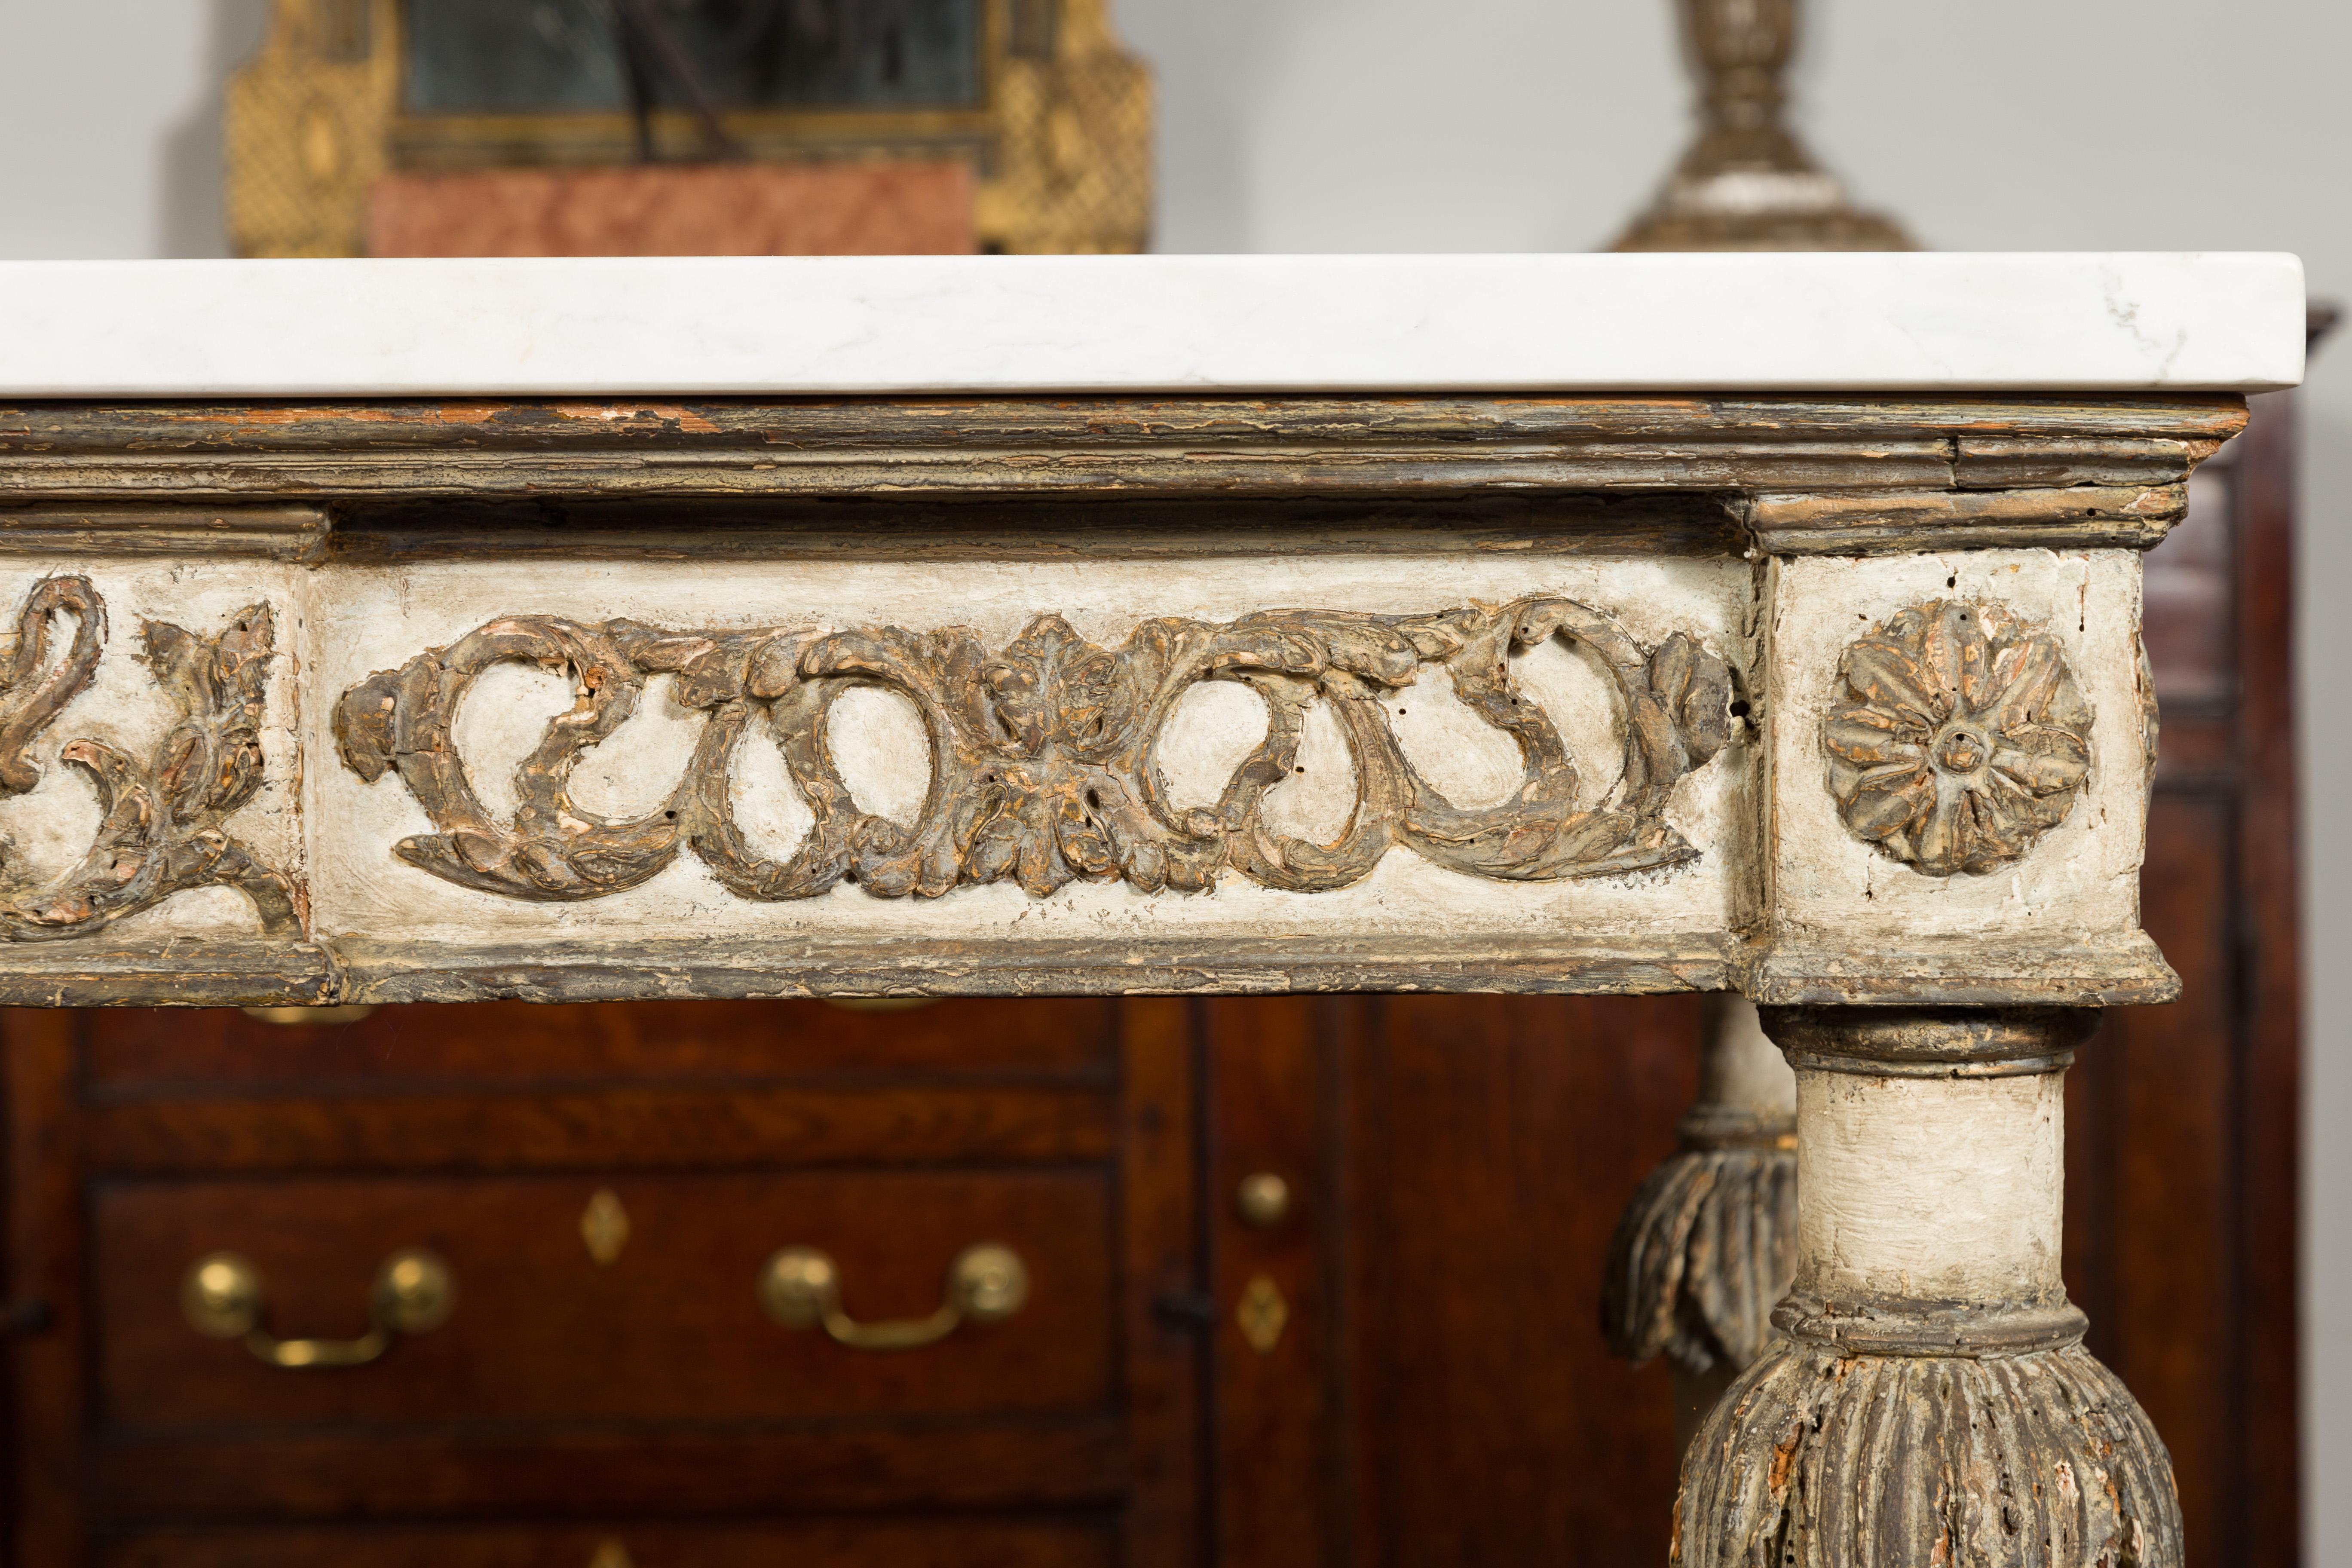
[1603,996,1798,1450]
[1673,1007,2180,1568]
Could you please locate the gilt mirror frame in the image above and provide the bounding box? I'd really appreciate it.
[225,0,1152,258]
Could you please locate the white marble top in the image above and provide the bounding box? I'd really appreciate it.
[0,253,2303,398]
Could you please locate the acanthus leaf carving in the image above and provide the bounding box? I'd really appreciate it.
[0,577,297,941]
[337,599,1738,904]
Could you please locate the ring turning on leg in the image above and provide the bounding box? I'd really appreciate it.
[1672,1007,2181,1568]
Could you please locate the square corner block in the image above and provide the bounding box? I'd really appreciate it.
[1754,548,2168,1004]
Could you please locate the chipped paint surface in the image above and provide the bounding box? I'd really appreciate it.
[0,563,304,942]
[0,545,2177,1008]
[1677,1339,2180,1568]
[1671,1004,2182,1568]
[1765,550,2148,943]
[306,554,1757,951]
[0,391,2236,1007]
[1604,998,1798,1378]
[1797,1068,2063,1302]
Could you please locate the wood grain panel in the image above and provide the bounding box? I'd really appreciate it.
[95,1172,1110,1425]
[2232,386,2305,1568]
[1206,996,1338,1568]
[86,1083,1112,1174]
[4,1009,86,1568]
[1347,994,1694,1565]
[88,1420,1127,1520]
[1118,1000,1207,1568]
[2058,379,2309,1568]
[100,1518,1109,1568]
[2086,794,2235,1552]
[84,999,1116,1090]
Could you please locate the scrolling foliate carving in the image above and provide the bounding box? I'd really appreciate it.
[0,577,297,940]
[335,600,1736,903]
[1822,599,2092,877]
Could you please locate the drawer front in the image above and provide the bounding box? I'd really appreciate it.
[84,998,1116,1090]
[97,1171,1110,1425]
[98,1519,1112,1568]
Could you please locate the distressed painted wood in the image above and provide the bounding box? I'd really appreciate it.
[1676,1007,2181,1568]
[0,393,2236,1008]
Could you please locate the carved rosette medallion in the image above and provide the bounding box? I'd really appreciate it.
[336,600,1735,904]
[1822,599,2092,877]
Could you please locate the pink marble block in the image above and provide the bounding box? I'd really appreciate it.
[368,161,976,258]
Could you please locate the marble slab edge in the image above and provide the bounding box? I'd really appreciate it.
[0,254,2307,395]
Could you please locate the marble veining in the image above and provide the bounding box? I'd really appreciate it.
[0,252,2304,398]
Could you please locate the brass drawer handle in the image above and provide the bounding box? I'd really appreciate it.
[758,1243,1028,1351]
[180,1248,456,1369]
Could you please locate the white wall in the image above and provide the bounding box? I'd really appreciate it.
[0,1,271,260]
[3,0,2349,1553]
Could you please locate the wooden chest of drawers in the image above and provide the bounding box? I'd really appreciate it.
[6,998,1196,1566]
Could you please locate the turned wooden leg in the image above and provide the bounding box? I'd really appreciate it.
[1603,996,1798,1452]
[1673,1006,2181,1568]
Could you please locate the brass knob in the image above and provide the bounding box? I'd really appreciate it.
[371,1248,457,1335]
[759,1246,841,1329]
[759,1242,1029,1351]
[180,1247,454,1368]
[1236,1171,1292,1227]
[181,1251,265,1338]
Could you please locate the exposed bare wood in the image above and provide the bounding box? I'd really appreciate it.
[1603,1000,1797,1378]
[1740,932,2179,1008]
[0,934,1733,1009]
[1747,484,2184,553]
[0,398,2245,563]
[0,505,330,560]
[1602,1143,1795,1372]
[1676,1340,2180,1568]
[0,393,2202,1029]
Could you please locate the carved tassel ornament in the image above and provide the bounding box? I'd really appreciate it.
[1604,998,1797,1376]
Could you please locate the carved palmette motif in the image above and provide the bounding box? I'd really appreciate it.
[1822,599,2092,877]
[334,600,1736,903]
[0,577,296,940]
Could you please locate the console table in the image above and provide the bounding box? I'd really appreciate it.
[0,252,2304,1565]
